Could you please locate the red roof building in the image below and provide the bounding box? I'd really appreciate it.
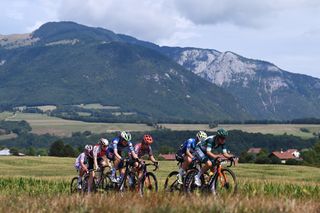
[159,153,176,161]
[247,148,262,154]
[269,149,301,163]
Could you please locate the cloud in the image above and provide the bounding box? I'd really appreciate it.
[172,0,320,27]
[56,0,185,42]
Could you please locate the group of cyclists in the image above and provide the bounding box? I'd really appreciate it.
[74,131,158,192]
[74,128,232,192]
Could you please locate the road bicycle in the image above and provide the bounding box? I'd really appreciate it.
[184,158,237,195]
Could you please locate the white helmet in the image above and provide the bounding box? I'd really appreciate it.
[120,131,131,142]
[84,145,93,151]
[99,138,109,146]
[196,131,207,142]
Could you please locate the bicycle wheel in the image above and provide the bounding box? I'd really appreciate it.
[213,168,237,196]
[164,171,182,193]
[104,175,117,193]
[184,169,207,194]
[70,177,80,194]
[140,172,158,196]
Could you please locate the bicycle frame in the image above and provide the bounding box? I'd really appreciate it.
[208,159,235,192]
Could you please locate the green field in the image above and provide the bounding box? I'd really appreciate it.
[0,156,319,212]
[1,112,154,136]
[161,123,320,138]
[1,112,320,138]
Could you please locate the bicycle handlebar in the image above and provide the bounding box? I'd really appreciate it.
[217,157,236,167]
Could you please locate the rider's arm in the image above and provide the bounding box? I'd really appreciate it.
[206,150,220,159]
[114,148,122,160]
[80,160,88,172]
[79,153,88,171]
[93,147,99,169]
[129,142,138,159]
[186,149,194,159]
[149,154,157,163]
[147,146,157,163]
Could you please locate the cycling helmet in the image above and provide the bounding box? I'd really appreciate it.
[84,145,93,151]
[196,131,207,141]
[216,128,228,138]
[120,131,132,142]
[143,134,153,145]
[99,138,109,146]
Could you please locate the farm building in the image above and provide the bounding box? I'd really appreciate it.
[247,147,262,154]
[159,153,176,160]
[0,148,11,156]
[269,149,301,164]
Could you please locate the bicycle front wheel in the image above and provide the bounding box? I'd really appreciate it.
[70,177,80,194]
[164,171,182,193]
[213,168,237,196]
[140,172,158,196]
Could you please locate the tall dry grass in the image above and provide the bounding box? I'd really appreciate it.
[0,193,319,213]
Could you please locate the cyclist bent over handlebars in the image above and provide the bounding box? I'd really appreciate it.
[106,131,138,183]
[194,128,233,187]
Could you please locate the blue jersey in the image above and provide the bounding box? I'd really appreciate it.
[180,138,197,153]
[108,137,134,154]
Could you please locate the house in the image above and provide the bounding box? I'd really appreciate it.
[269,149,301,164]
[247,148,262,154]
[0,148,11,156]
[159,153,176,161]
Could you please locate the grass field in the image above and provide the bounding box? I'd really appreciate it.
[0,156,319,212]
[1,112,320,138]
[161,123,320,138]
[1,112,154,137]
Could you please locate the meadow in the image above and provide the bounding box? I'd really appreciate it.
[0,156,319,212]
[1,111,320,138]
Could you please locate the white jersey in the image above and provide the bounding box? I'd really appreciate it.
[74,152,86,168]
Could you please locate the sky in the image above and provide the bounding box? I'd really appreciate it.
[1,0,320,78]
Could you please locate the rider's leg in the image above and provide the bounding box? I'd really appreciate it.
[88,171,94,192]
[197,160,212,177]
[112,157,120,179]
[195,160,212,186]
[178,155,191,183]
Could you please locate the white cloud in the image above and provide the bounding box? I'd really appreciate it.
[56,0,182,42]
[173,0,320,27]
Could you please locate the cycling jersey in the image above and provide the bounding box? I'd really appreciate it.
[74,152,88,170]
[179,138,197,154]
[106,137,134,160]
[199,135,227,154]
[91,144,108,158]
[134,143,153,158]
[195,135,227,163]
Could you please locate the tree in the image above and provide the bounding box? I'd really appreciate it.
[239,152,256,163]
[26,147,36,156]
[10,147,20,156]
[64,144,76,157]
[49,140,65,157]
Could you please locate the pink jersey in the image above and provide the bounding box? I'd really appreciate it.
[134,143,153,158]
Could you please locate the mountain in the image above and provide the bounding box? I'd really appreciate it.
[1,21,319,121]
[161,47,320,120]
[0,22,249,122]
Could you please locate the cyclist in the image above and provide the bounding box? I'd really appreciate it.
[106,131,138,183]
[88,138,109,192]
[176,131,207,184]
[134,134,158,181]
[74,144,92,189]
[194,128,233,186]
[134,134,158,163]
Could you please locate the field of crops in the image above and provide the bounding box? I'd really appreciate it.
[1,111,319,138]
[0,156,319,212]
[0,112,154,136]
